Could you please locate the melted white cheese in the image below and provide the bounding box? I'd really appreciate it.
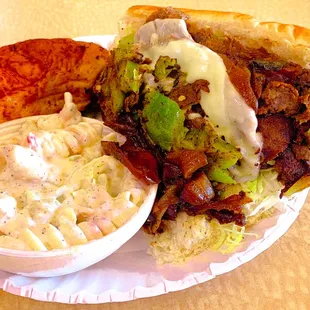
[135,20,262,182]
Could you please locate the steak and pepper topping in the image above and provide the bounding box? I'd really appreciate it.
[93,7,310,234]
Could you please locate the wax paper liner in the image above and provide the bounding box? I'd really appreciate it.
[0,35,308,304]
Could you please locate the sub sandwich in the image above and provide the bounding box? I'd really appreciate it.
[93,6,310,263]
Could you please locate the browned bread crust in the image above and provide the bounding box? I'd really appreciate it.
[0,39,109,123]
[120,5,310,69]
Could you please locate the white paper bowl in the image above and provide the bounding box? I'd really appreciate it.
[0,115,157,277]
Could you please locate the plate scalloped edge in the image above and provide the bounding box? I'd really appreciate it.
[0,35,308,305]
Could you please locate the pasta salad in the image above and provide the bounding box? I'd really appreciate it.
[0,93,147,251]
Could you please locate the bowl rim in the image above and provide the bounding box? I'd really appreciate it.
[0,114,158,257]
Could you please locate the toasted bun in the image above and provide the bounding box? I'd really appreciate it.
[0,39,109,123]
[120,5,310,69]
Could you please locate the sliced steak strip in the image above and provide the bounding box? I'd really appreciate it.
[259,81,300,116]
[166,149,208,179]
[184,191,251,216]
[251,72,266,99]
[221,55,258,111]
[296,94,310,124]
[206,209,246,226]
[148,185,180,233]
[292,144,310,161]
[275,149,308,190]
[168,79,209,109]
[102,141,160,185]
[257,114,293,162]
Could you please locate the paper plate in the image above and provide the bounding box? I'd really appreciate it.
[0,35,308,304]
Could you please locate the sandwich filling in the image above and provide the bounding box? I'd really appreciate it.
[93,8,310,263]
[135,19,262,182]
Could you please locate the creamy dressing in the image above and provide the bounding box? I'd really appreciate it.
[0,93,146,251]
[135,20,262,182]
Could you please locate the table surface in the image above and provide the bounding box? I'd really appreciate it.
[0,0,310,309]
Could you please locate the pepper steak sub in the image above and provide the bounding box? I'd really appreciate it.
[93,6,310,264]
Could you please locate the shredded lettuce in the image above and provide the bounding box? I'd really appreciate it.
[222,169,282,201]
[241,169,283,201]
[246,207,276,226]
[149,169,284,264]
[149,212,246,264]
[220,169,283,219]
[209,219,245,254]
